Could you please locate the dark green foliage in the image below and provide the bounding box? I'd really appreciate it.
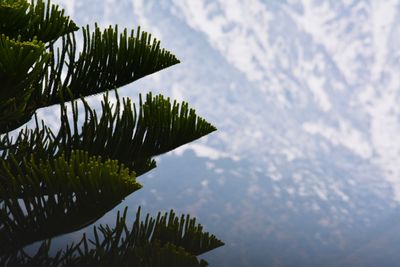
[0,0,223,266]
[0,0,79,43]
[0,92,216,175]
[0,0,180,133]
[1,207,223,267]
[0,36,49,132]
[54,25,181,105]
[0,150,142,255]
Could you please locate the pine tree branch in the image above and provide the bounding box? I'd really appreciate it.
[0,2,224,265]
[64,92,216,175]
[0,207,223,267]
[0,0,79,43]
[0,36,50,133]
[0,91,216,253]
[3,92,216,176]
[0,150,141,255]
[0,2,180,131]
[37,25,180,108]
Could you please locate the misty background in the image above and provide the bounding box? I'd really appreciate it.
[43,1,400,266]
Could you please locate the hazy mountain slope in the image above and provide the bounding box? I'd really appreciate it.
[54,0,400,197]
[48,1,400,266]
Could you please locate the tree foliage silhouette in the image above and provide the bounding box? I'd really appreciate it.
[0,0,223,266]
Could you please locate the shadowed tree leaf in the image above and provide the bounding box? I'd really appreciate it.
[0,0,223,265]
[38,25,180,107]
[0,0,79,43]
[2,92,216,175]
[0,150,141,254]
[0,207,223,267]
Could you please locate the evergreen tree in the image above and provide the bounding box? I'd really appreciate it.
[0,0,223,266]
